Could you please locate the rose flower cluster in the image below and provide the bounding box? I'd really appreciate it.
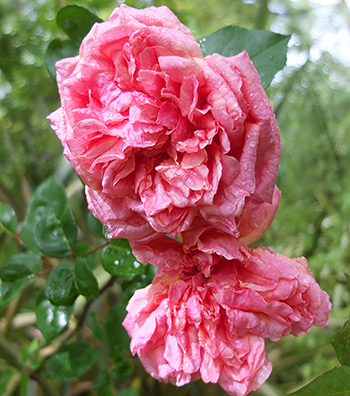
[49,5,331,396]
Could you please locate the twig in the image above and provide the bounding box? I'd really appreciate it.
[81,241,110,258]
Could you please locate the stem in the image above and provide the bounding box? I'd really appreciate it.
[81,241,110,258]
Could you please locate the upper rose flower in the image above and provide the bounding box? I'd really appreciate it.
[48,4,281,243]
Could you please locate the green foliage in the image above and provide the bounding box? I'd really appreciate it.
[74,257,100,299]
[21,177,77,255]
[45,38,80,80]
[199,26,290,89]
[331,320,350,367]
[288,366,350,396]
[0,201,18,234]
[118,387,140,396]
[87,211,104,239]
[0,278,35,312]
[0,253,42,282]
[46,5,103,81]
[46,261,79,306]
[35,292,73,342]
[92,369,115,396]
[101,244,145,278]
[105,303,130,359]
[45,341,98,381]
[56,5,103,43]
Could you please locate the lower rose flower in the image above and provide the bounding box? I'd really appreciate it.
[123,271,272,396]
[124,238,331,394]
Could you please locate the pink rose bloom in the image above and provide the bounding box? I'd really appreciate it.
[131,236,331,341]
[48,4,281,243]
[123,271,272,396]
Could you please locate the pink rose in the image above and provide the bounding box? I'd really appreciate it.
[131,235,331,341]
[123,271,272,396]
[48,4,281,243]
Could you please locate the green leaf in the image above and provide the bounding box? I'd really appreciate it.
[117,388,139,396]
[0,253,42,282]
[74,257,99,299]
[198,26,290,89]
[34,213,71,258]
[35,292,72,342]
[87,211,104,239]
[57,5,103,44]
[288,366,350,396]
[331,319,350,366]
[46,341,98,381]
[0,278,34,312]
[21,178,69,253]
[110,238,131,249]
[45,38,80,80]
[0,201,17,234]
[101,245,145,278]
[92,369,114,396]
[60,206,78,250]
[46,261,78,306]
[105,303,130,360]
[20,370,29,396]
[20,339,40,365]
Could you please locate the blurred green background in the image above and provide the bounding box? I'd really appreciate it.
[1,0,350,395]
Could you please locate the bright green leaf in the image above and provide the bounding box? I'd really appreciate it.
[101,245,145,278]
[105,303,130,360]
[30,355,43,371]
[35,292,72,342]
[35,213,71,258]
[46,261,78,306]
[92,369,114,396]
[56,5,103,44]
[331,319,350,367]
[0,253,42,282]
[20,370,29,396]
[198,26,290,89]
[74,257,99,299]
[46,341,98,381]
[0,201,17,234]
[45,38,80,80]
[87,211,104,239]
[288,366,350,396]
